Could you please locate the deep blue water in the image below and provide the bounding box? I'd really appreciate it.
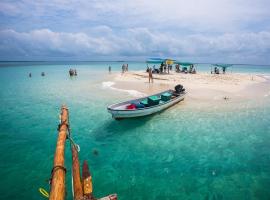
[0,62,270,200]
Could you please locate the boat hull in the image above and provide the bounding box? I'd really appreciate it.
[108,92,185,119]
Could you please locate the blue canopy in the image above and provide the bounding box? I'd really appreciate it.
[174,61,194,66]
[146,58,166,64]
[146,58,176,64]
[213,64,233,68]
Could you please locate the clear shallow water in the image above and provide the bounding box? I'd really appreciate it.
[0,62,270,200]
[1,61,270,74]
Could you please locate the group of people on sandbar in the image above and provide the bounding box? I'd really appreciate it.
[175,64,196,74]
[146,62,173,74]
[211,66,226,74]
[146,63,196,75]
[122,64,128,73]
[158,62,173,74]
[69,68,77,76]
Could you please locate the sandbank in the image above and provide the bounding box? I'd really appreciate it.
[107,71,270,108]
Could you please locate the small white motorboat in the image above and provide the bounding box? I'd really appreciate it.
[107,85,186,119]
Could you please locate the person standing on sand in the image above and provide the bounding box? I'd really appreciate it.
[122,64,125,73]
[222,66,226,74]
[149,67,153,83]
[109,66,111,73]
[164,65,166,72]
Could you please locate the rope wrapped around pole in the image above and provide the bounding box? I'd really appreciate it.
[49,105,69,200]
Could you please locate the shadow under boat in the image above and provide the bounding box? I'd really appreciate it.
[93,99,185,141]
[93,114,155,140]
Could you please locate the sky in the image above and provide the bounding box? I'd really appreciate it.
[0,0,270,64]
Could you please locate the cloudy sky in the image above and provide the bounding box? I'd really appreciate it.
[0,0,270,64]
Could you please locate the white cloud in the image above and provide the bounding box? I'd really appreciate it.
[0,1,269,63]
[1,0,270,32]
[0,28,270,63]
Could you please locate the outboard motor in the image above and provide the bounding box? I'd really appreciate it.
[175,84,185,94]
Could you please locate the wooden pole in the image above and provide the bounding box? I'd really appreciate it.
[72,145,83,200]
[82,160,94,200]
[49,106,69,200]
[82,160,118,200]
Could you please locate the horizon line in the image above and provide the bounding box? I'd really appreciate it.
[0,60,270,66]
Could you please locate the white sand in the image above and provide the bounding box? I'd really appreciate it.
[108,71,269,106]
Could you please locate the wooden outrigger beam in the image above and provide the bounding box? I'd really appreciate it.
[72,145,84,200]
[82,160,94,200]
[49,105,117,200]
[49,106,69,200]
[82,160,117,200]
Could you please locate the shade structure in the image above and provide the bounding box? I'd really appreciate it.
[212,64,233,68]
[165,59,175,65]
[174,61,193,66]
[146,58,175,64]
[146,58,166,64]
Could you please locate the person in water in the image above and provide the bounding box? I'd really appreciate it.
[109,66,111,73]
[29,73,32,77]
[69,69,73,76]
[148,67,153,83]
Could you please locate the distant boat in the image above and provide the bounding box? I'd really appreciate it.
[107,85,186,119]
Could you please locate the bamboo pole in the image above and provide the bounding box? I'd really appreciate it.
[72,145,83,200]
[49,106,69,200]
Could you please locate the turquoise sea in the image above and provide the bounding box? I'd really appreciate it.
[0,61,270,200]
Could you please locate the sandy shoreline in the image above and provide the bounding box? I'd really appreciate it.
[105,71,270,107]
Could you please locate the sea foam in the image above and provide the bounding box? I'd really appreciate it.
[102,81,146,97]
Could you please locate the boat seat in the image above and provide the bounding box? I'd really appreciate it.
[161,92,172,101]
[134,103,145,108]
[140,99,149,107]
[148,95,161,106]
